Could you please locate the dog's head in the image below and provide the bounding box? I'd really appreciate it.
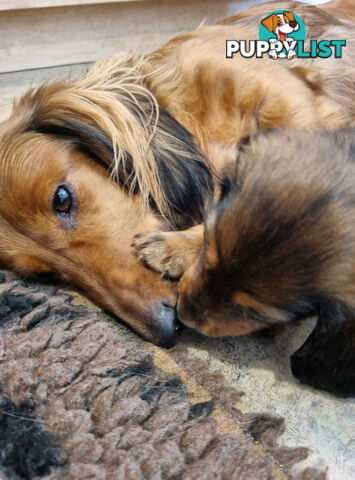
[261,11,299,40]
[177,134,333,336]
[177,184,302,337]
[177,129,355,396]
[0,53,213,346]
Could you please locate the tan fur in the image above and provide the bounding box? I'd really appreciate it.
[144,2,354,167]
[322,0,355,22]
[133,224,204,279]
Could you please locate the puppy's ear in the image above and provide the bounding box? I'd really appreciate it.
[261,14,277,32]
[291,300,355,397]
[283,11,295,22]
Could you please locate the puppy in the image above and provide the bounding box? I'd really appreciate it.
[134,128,355,396]
[261,11,300,59]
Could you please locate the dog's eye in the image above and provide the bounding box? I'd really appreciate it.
[53,186,72,215]
[277,20,281,25]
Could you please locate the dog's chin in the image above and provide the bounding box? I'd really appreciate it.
[176,297,205,334]
[176,298,189,327]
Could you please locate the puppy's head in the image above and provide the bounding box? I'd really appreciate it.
[261,11,299,37]
[177,129,350,339]
[177,190,298,338]
[177,128,355,396]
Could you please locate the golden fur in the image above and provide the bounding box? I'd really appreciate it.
[0,0,354,344]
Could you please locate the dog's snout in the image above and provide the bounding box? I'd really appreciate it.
[153,303,183,348]
[289,20,297,28]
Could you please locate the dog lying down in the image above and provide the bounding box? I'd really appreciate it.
[134,128,355,397]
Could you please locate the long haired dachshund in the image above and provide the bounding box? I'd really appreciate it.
[0,1,354,346]
[134,128,355,397]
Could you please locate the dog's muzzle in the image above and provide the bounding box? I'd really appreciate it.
[153,303,183,348]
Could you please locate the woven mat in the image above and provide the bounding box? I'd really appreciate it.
[0,269,327,480]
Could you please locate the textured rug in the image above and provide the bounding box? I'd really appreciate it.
[0,269,329,480]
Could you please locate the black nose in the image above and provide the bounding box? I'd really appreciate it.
[289,21,297,28]
[154,303,183,348]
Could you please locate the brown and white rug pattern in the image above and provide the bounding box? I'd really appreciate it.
[0,269,327,479]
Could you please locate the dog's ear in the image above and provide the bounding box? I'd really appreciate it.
[148,106,213,229]
[32,117,117,168]
[261,14,277,32]
[29,116,140,194]
[25,84,213,229]
[291,300,355,397]
[283,11,295,22]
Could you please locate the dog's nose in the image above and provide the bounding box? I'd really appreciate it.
[153,303,183,348]
[289,21,297,28]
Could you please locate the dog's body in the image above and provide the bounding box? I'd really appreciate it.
[0,1,354,346]
[144,0,354,170]
[134,128,355,397]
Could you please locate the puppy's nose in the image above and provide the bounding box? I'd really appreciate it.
[289,21,297,28]
[153,303,183,348]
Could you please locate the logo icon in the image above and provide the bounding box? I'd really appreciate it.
[260,10,306,59]
[226,10,346,60]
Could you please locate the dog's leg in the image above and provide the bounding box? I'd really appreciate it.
[269,50,278,60]
[133,224,204,279]
[291,300,355,397]
[268,38,278,59]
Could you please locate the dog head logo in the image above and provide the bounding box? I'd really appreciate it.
[260,10,306,59]
[261,11,299,42]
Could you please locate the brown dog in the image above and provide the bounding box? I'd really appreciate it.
[0,1,354,345]
[134,128,355,396]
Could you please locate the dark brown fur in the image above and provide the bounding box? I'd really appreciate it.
[134,128,355,396]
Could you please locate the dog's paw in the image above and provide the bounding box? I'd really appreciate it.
[287,49,296,59]
[132,232,186,279]
[269,50,278,60]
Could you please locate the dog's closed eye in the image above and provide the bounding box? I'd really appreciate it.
[218,175,233,202]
